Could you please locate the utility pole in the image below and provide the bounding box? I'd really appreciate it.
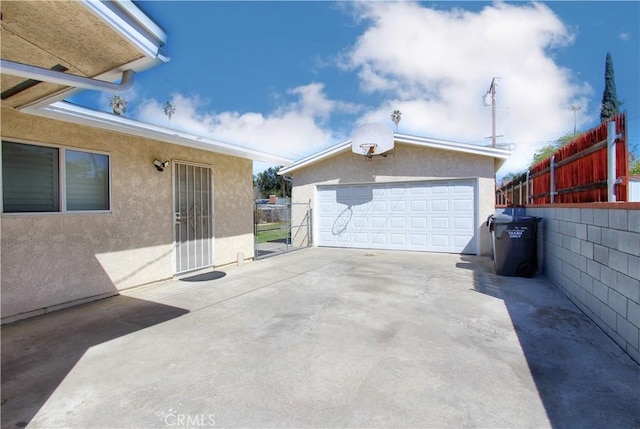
[484,77,498,148]
[569,105,581,134]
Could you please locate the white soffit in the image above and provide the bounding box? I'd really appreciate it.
[82,0,168,59]
[16,0,170,110]
[24,102,293,166]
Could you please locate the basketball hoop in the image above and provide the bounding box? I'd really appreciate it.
[359,143,377,157]
[352,123,394,157]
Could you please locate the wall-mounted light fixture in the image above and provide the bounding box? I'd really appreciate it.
[153,159,170,172]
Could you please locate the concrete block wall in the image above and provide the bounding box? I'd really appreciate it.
[525,206,640,364]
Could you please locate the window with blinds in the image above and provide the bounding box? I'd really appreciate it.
[66,150,109,211]
[2,141,110,213]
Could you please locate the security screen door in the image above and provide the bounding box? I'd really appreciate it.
[173,161,213,274]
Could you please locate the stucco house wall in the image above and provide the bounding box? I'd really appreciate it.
[288,144,496,256]
[1,107,254,321]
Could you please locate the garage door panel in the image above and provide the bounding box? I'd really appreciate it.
[320,215,336,227]
[411,234,427,246]
[370,201,387,212]
[353,216,368,228]
[370,217,387,228]
[371,234,387,244]
[431,185,449,194]
[390,234,408,245]
[317,180,476,254]
[431,234,450,247]
[391,200,407,212]
[320,231,336,242]
[454,184,473,193]
[431,217,449,229]
[353,232,368,244]
[453,199,473,211]
[453,217,473,230]
[410,200,427,212]
[410,217,427,228]
[431,200,449,211]
[320,202,336,212]
[390,217,406,228]
[336,233,353,243]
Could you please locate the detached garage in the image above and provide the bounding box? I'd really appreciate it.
[280,132,510,256]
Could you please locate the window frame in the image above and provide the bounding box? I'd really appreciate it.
[1,139,112,215]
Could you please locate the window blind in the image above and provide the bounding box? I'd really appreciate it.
[2,141,60,212]
[66,150,109,211]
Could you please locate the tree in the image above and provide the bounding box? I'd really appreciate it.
[530,132,582,168]
[630,148,640,176]
[500,170,526,186]
[600,52,622,122]
[163,101,176,125]
[390,110,402,132]
[109,95,126,115]
[255,166,291,198]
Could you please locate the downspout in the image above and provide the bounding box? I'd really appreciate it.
[1,59,135,93]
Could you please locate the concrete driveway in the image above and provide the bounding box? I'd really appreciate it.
[2,248,639,428]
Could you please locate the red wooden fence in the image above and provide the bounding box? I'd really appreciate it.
[499,113,628,205]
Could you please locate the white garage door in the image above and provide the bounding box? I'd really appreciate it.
[317,180,476,254]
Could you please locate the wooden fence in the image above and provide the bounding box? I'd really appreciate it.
[497,113,628,205]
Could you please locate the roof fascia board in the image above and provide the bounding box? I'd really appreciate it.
[280,134,510,175]
[82,0,167,59]
[394,134,510,159]
[278,141,351,175]
[22,101,293,166]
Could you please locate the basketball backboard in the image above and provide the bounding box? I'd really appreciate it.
[351,123,394,156]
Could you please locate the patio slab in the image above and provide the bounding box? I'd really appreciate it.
[2,248,638,428]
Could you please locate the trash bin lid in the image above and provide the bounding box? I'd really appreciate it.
[490,214,513,224]
[512,215,542,223]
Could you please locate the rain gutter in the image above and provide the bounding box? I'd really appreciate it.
[1,60,136,93]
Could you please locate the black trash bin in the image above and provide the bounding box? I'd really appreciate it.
[487,214,541,277]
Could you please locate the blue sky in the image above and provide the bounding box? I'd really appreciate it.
[69,1,639,177]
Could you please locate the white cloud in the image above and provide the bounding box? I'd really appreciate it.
[133,1,594,178]
[341,1,592,175]
[287,82,362,122]
[620,32,630,41]
[135,84,349,163]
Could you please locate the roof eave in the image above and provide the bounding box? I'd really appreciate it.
[82,0,168,59]
[279,133,511,175]
[18,56,170,110]
[394,133,511,159]
[22,101,293,166]
[8,1,170,110]
[278,141,351,175]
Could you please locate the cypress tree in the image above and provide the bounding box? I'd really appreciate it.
[600,52,621,122]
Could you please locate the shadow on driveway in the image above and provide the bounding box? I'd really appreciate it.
[457,256,640,429]
[1,296,188,429]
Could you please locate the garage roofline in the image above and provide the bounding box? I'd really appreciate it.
[279,133,510,175]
